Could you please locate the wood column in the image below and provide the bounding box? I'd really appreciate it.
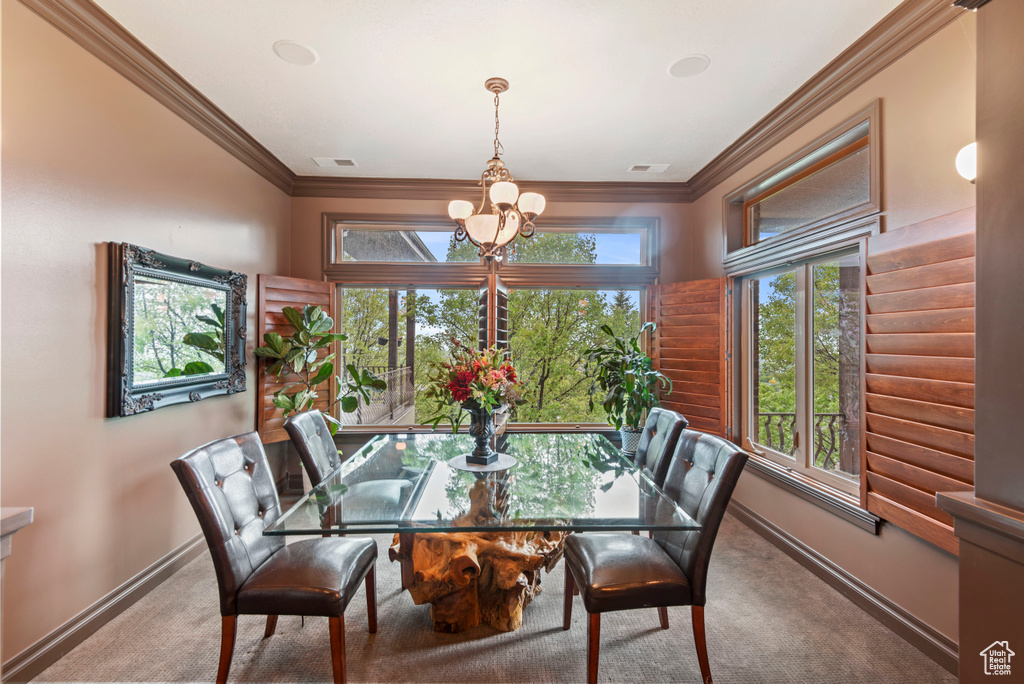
[938,2,1024,683]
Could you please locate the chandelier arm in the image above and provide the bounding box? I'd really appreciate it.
[478,171,490,214]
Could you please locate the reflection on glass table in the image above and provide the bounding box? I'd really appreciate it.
[265,432,699,536]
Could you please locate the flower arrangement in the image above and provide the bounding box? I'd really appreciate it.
[424,341,523,432]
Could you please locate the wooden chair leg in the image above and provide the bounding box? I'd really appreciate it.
[365,564,378,634]
[264,615,278,639]
[658,606,669,629]
[563,566,575,630]
[329,615,346,684]
[217,615,237,684]
[587,613,601,684]
[692,606,712,684]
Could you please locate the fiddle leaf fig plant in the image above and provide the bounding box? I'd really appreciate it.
[585,321,672,431]
[253,304,386,434]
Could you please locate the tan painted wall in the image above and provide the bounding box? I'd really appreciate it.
[0,0,291,661]
[289,197,689,282]
[682,16,977,641]
[688,14,977,281]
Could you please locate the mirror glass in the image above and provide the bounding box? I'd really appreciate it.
[131,275,229,384]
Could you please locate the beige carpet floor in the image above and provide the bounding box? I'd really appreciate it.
[32,515,955,683]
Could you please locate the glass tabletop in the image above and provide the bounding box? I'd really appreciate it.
[264,432,699,535]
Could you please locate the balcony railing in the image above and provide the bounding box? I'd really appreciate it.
[757,412,844,469]
[342,365,415,425]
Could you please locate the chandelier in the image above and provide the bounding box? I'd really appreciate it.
[447,78,546,261]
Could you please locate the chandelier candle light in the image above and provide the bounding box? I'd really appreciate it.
[447,78,546,261]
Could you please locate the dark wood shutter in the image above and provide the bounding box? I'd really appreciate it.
[863,208,975,555]
[478,273,509,351]
[654,278,729,437]
[256,275,336,443]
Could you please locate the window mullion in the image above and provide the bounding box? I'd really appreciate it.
[795,264,812,475]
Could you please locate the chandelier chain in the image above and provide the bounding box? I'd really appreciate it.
[493,92,504,158]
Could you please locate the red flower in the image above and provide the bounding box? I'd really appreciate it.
[447,370,474,402]
[501,364,517,383]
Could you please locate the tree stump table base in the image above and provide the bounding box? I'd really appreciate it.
[389,528,567,632]
[388,477,568,632]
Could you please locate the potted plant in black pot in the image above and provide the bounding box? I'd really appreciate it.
[585,322,672,456]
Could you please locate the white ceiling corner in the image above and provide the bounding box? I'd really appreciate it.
[93,0,903,183]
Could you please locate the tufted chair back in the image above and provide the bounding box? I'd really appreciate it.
[653,429,747,606]
[171,432,284,616]
[284,410,341,487]
[634,408,687,486]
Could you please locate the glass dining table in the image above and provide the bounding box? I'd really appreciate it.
[264,431,700,537]
[265,430,699,633]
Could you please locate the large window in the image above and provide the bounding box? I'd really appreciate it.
[729,105,879,497]
[324,214,658,429]
[743,252,862,494]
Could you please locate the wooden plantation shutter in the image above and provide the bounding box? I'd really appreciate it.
[863,208,975,555]
[654,278,729,436]
[478,273,509,351]
[256,275,336,443]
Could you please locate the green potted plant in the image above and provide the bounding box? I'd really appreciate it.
[253,304,385,434]
[585,322,672,456]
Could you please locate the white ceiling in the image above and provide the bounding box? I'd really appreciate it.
[94,0,902,183]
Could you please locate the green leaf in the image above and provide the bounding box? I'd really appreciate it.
[163,368,183,377]
[183,361,214,375]
[183,332,219,351]
[340,395,359,413]
[263,332,285,354]
[272,393,294,411]
[195,315,221,328]
[309,361,333,387]
[282,307,304,331]
[324,413,342,435]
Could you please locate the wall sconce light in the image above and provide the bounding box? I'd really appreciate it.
[956,142,977,183]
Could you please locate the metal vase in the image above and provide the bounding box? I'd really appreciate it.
[465,406,498,465]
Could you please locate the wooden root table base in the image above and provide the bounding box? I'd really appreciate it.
[389,528,566,632]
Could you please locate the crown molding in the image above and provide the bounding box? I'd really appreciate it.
[686,0,963,202]
[23,0,962,206]
[19,0,296,194]
[291,176,692,203]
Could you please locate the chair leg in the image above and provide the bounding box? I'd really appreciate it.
[587,613,601,684]
[563,566,575,630]
[365,564,378,634]
[329,615,346,684]
[264,615,278,639]
[658,606,669,630]
[217,615,237,684]
[692,606,712,684]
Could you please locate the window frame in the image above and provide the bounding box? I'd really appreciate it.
[321,213,661,433]
[722,99,881,264]
[739,246,865,497]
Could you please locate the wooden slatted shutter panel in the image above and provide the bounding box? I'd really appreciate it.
[863,208,975,555]
[478,273,509,351]
[256,275,336,443]
[654,277,729,436]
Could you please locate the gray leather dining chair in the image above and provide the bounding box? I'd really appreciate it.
[635,407,687,486]
[563,429,748,684]
[284,410,413,521]
[171,431,378,684]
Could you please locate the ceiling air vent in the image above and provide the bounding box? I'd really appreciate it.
[628,163,670,173]
[313,157,357,168]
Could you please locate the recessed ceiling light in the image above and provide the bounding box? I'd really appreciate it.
[668,54,710,78]
[273,40,319,66]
